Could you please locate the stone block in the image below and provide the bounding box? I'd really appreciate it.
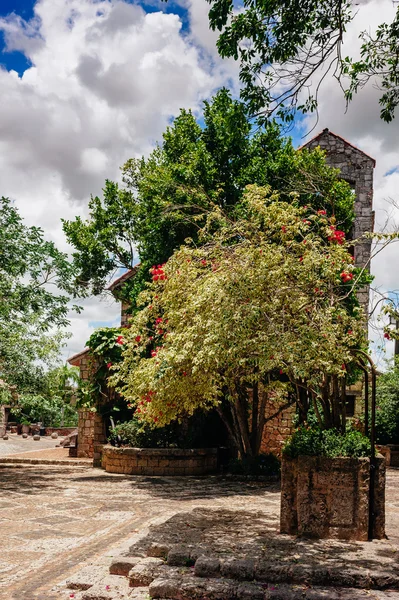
[147,542,170,559]
[22,433,28,438]
[280,455,385,540]
[236,582,266,599]
[149,577,182,599]
[33,435,40,441]
[129,557,164,587]
[194,556,220,578]
[221,558,255,580]
[167,545,191,566]
[109,555,142,576]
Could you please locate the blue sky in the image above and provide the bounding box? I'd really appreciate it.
[0,0,190,75]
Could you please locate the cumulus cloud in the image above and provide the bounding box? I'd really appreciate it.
[0,0,237,360]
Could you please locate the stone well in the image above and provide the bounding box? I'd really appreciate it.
[101,446,218,476]
[280,455,385,541]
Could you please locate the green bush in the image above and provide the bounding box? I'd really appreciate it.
[228,453,280,477]
[375,361,399,445]
[108,409,230,449]
[283,426,371,459]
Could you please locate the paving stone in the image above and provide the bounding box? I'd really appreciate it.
[194,556,220,578]
[129,557,164,587]
[82,575,130,599]
[149,577,182,599]
[265,583,307,599]
[166,545,191,566]
[236,581,267,599]
[67,566,110,590]
[220,557,255,580]
[110,555,143,576]
[129,587,152,599]
[147,543,170,559]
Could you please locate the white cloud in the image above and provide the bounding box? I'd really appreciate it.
[0,0,236,360]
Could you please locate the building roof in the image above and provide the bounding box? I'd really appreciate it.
[107,265,140,293]
[300,128,376,167]
[67,348,90,366]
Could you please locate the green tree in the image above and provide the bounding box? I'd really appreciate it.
[0,198,81,391]
[375,359,399,445]
[112,186,369,458]
[64,89,354,305]
[202,0,399,123]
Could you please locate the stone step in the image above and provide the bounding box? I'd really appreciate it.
[0,456,92,466]
[149,575,399,600]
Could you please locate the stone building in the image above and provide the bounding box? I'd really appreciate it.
[69,130,375,461]
[67,268,138,463]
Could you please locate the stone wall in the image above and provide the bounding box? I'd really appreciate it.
[77,410,106,459]
[102,446,218,475]
[260,398,296,458]
[303,129,375,314]
[280,455,385,540]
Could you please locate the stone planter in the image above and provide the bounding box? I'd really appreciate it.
[101,446,218,476]
[280,455,385,541]
[21,424,30,435]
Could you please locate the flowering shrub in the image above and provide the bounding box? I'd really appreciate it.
[112,185,372,458]
[76,327,128,409]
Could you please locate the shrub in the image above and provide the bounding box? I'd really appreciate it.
[108,410,229,449]
[283,426,371,459]
[228,453,280,477]
[375,361,399,445]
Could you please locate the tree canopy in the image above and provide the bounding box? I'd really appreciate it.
[63,89,355,305]
[0,198,81,392]
[204,0,399,123]
[112,185,369,457]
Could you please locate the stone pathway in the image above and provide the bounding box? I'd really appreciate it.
[0,432,60,457]
[0,463,398,599]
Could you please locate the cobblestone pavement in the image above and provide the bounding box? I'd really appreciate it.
[0,434,60,457]
[0,465,398,600]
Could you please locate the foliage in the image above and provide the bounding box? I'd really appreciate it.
[108,409,229,449]
[76,327,127,410]
[283,426,371,459]
[0,198,81,391]
[63,90,355,304]
[112,185,369,458]
[375,360,399,445]
[202,0,399,123]
[228,453,280,477]
[10,393,78,427]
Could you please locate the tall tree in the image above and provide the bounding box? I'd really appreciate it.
[64,89,354,305]
[112,186,370,458]
[0,198,81,391]
[204,0,399,122]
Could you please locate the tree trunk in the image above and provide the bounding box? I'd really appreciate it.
[250,382,259,455]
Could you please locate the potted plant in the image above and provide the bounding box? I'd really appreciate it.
[21,418,30,435]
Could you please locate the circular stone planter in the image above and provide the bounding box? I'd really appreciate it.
[101,446,218,476]
[280,455,386,541]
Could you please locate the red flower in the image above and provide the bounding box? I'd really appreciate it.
[317,209,327,215]
[340,272,353,283]
[182,371,187,377]
[135,335,141,343]
[151,350,157,357]
[299,256,303,262]
[341,364,346,370]
[155,317,163,325]
[107,362,112,369]
[201,259,207,266]
[281,226,287,233]
[279,369,283,375]
[116,335,124,345]
[384,332,391,340]
[347,330,353,335]
[154,417,158,423]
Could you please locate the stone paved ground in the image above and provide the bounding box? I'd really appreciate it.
[0,463,398,600]
[0,432,60,457]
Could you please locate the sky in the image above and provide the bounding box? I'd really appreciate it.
[0,0,398,368]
